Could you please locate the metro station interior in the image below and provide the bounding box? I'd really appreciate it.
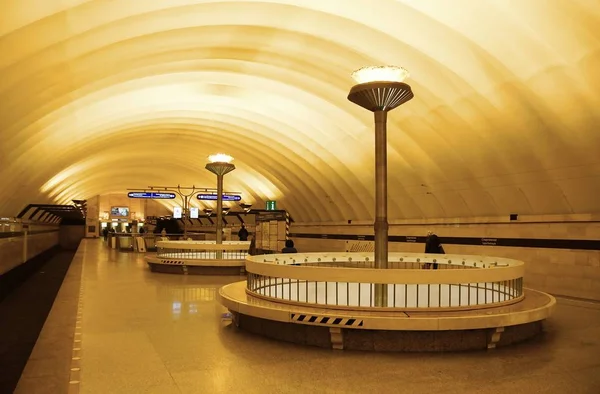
[0,1,599,393]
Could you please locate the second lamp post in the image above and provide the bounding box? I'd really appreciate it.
[205,154,236,249]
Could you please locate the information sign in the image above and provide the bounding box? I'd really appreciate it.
[197,194,241,201]
[128,192,176,199]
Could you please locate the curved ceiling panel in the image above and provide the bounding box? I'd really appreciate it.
[1,0,599,222]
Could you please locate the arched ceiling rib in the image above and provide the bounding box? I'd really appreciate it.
[0,0,599,222]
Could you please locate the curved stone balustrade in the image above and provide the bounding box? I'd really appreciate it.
[245,252,524,311]
[157,240,250,260]
[157,240,251,250]
[220,252,554,351]
[146,240,250,275]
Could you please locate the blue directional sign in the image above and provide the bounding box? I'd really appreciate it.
[128,192,176,199]
[197,194,242,201]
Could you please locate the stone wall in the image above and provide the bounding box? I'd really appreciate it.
[291,214,600,301]
[59,226,84,250]
[0,228,59,275]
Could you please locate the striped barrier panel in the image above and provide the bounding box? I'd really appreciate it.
[291,313,364,327]
[159,260,185,265]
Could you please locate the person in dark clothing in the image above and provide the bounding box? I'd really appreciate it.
[238,224,249,241]
[424,232,444,269]
[248,235,257,256]
[281,239,297,253]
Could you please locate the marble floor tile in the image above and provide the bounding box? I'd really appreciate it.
[41,240,600,393]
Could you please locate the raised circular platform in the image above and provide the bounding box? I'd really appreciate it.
[218,252,555,351]
[146,240,250,275]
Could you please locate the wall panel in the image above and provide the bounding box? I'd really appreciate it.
[291,216,600,301]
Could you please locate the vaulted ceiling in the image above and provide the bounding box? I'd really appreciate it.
[1,0,599,223]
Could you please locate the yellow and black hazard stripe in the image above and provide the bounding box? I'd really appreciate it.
[291,313,363,327]
[160,260,185,265]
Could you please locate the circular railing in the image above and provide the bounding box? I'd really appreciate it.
[157,240,251,260]
[245,252,525,311]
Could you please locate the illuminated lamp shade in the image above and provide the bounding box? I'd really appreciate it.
[351,66,410,84]
[208,153,234,163]
[348,65,413,112]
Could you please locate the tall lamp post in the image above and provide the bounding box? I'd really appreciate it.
[205,154,236,248]
[347,66,414,307]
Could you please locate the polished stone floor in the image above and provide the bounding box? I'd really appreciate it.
[27,240,600,393]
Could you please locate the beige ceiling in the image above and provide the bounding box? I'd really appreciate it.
[1,0,599,223]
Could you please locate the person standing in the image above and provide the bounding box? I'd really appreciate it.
[248,234,257,255]
[424,231,445,269]
[238,224,249,241]
[281,239,297,253]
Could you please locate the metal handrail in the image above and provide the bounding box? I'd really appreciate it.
[244,252,525,311]
[252,252,522,269]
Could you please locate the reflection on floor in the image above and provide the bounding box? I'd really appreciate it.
[29,240,600,393]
